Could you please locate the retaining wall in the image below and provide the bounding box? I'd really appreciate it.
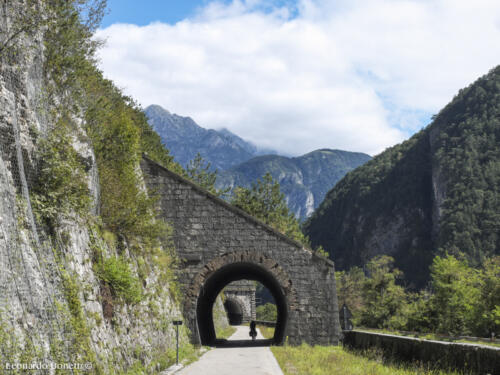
[343,330,500,374]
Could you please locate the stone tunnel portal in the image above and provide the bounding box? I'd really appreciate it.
[223,298,244,325]
[197,262,288,345]
[141,156,341,346]
[224,280,256,324]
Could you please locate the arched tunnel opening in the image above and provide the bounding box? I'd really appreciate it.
[223,298,244,325]
[196,262,288,346]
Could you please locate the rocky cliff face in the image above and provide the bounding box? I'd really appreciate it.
[0,2,228,373]
[217,149,371,220]
[305,66,500,288]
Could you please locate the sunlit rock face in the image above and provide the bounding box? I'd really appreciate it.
[217,149,371,220]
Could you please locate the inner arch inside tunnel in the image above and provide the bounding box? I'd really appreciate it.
[223,297,244,325]
[196,262,289,345]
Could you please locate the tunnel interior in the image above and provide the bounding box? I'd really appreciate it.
[223,298,244,325]
[197,262,288,346]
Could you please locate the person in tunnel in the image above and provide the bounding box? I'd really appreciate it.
[249,320,257,340]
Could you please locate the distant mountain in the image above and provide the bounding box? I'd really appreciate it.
[304,66,500,288]
[145,104,371,221]
[145,105,272,170]
[216,149,371,220]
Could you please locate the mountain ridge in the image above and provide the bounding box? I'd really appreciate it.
[145,104,371,220]
[145,104,270,170]
[217,148,371,220]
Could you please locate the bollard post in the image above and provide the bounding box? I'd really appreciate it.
[343,305,348,331]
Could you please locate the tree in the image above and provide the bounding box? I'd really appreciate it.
[403,290,434,332]
[0,0,42,56]
[429,255,481,335]
[359,256,408,330]
[335,267,366,326]
[230,173,307,244]
[256,303,277,321]
[472,256,500,336]
[1,0,102,57]
[186,153,229,197]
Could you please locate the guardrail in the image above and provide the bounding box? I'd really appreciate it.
[343,330,500,374]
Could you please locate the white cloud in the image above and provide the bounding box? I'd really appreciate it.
[95,0,500,156]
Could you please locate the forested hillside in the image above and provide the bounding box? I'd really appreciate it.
[305,66,500,288]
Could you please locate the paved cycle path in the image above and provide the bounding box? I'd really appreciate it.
[177,326,284,375]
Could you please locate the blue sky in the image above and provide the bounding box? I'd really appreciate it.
[101,0,299,27]
[96,0,500,156]
[101,0,211,27]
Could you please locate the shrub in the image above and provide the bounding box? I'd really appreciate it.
[256,303,277,321]
[97,256,142,305]
[31,118,91,229]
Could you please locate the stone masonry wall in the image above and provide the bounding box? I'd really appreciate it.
[343,330,500,374]
[141,156,341,346]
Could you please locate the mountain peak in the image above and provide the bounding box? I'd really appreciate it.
[145,104,170,116]
[144,105,266,170]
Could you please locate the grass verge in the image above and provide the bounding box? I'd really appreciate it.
[271,344,464,375]
[258,325,275,339]
[216,325,237,340]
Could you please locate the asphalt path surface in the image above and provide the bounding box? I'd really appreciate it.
[177,326,284,375]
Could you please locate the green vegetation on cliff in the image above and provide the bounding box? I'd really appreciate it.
[3,1,201,373]
[31,119,92,229]
[431,70,500,262]
[83,70,177,242]
[96,256,143,305]
[305,66,500,287]
[27,0,184,244]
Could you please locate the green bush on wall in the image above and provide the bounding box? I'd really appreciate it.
[97,256,142,305]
